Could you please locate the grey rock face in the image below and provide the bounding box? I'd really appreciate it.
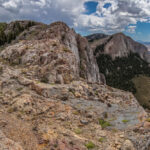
[49,22,102,83]
[88,32,149,63]
[77,35,102,83]
[0,21,103,84]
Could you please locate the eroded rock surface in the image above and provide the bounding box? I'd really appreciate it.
[0,62,149,149]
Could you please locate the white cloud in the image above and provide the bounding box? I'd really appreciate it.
[0,0,150,34]
[126,25,136,33]
[75,0,150,33]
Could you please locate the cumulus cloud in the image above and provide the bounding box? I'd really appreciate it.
[75,0,150,33]
[0,0,150,34]
[126,25,136,33]
[0,0,86,27]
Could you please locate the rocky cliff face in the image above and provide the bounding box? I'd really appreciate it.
[87,32,149,62]
[0,21,149,150]
[49,22,101,83]
[0,21,102,84]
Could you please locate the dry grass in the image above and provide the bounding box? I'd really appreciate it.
[132,75,150,109]
[0,113,38,150]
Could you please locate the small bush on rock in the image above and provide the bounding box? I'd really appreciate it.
[85,141,95,149]
[99,119,111,129]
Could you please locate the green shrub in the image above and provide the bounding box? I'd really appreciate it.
[99,137,106,143]
[122,119,130,124]
[99,119,111,129]
[74,128,82,134]
[85,141,95,149]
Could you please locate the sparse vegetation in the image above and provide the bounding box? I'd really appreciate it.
[85,141,95,149]
[99,137,106,143]
[74,128,82,134]
[99,119,111,129]
[0,21,35,47]
[63,47,70,52]
[73,110,79,115]
[16,87,23,91]
[122,119,130,124]
[69,88,75,95]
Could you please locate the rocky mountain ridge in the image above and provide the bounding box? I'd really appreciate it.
[0,21,102,84]
[87,32,149,62]
[0,20,149,150]
[87,32,150,110]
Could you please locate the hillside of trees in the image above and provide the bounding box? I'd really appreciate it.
[0,21,35,47]
[96,52,150,94]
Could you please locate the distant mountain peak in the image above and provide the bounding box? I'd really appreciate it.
[87,32,149,62]
[85,33,109,42]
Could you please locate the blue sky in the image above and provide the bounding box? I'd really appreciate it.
[83,1,150,42]
[125,22,150,42]
[0,0,150,42]
[84,1,98,15]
